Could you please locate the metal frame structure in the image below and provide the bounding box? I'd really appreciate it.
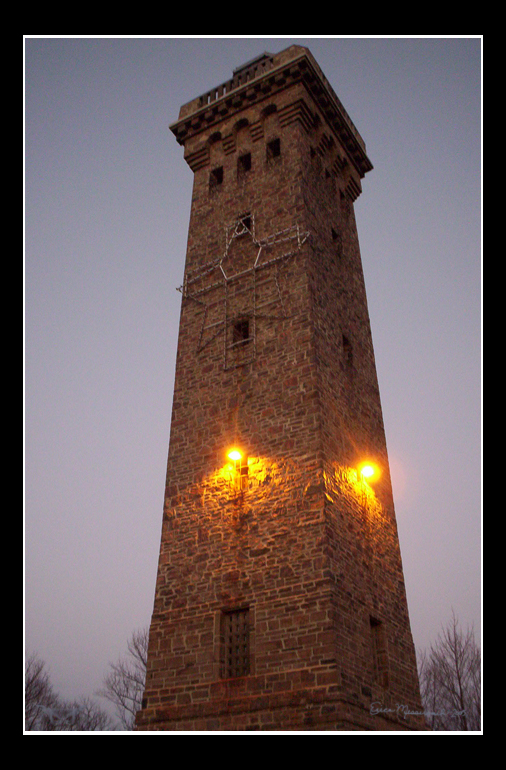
[178,215,310,369]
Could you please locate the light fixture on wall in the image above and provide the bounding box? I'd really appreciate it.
[359,461,380,482]
[227,447,248,496]
[227,449,243,463]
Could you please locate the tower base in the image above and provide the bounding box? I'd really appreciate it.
[135,675,426,731]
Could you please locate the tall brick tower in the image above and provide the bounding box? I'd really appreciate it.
[136,46,424,731]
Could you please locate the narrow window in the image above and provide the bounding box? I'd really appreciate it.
[209,166,223,191]
[221,608,250,678]
[232,318,250,346]
[370,617,389,688]
[225,312,255,370]
[342,334,353,368]
[266,137,281,163]
[238,152,252,178]
[332,227,343,260]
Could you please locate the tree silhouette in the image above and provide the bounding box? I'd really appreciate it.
[98,627,148,730]
[418,611,481,731]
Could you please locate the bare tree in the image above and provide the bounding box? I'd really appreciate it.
[418,611,481,731]
[25,653,58,731]
[98,627,148,730]
[33,697,114,731]
[25,653,114,731]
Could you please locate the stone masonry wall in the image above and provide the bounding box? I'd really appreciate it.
[136,47,424,731]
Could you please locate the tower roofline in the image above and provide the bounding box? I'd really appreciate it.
[169,45,373,178]
[232,51,274,75]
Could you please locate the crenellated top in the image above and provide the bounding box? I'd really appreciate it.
[169,45,373,180]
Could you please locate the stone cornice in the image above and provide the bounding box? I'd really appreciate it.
[169,46,373,179]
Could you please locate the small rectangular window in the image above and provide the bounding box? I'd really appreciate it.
[237,214,252,235]
[238,152,252,178]
[266,138,281,163]
[342,334,353,367]
[225,312,255,370]
[221,608,250,679]
[232,318,250,346]
[209,166,223,191]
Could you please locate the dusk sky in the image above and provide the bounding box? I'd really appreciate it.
[25,36,482,713]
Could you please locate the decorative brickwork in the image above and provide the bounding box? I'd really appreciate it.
[136,45,425,731]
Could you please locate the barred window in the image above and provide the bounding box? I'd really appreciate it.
[370,617,389,688]
[221,608,250,678]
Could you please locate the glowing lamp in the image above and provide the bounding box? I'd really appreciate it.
[359,462,379,481]
[227,449,243,462]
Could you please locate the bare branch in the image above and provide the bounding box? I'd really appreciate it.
[25,653,114,731]
[98,627,148,730]
[25,653,58,731]
[418,611,481,731]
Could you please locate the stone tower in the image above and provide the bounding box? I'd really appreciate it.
[136,46,424,731]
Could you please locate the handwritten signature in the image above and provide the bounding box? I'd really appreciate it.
[370,702,466,719]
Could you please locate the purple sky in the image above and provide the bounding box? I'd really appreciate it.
[25,36,481,710]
